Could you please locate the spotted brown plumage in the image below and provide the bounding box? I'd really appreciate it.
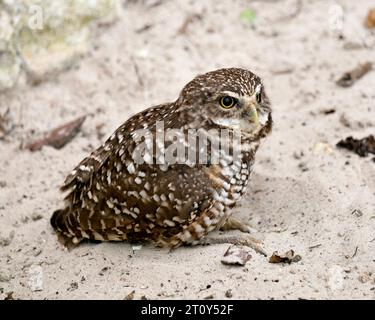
[51,68,273,250]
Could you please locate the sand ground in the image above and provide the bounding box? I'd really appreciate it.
[0,0,374,299]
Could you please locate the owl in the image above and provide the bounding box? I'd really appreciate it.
[51,68,272,252]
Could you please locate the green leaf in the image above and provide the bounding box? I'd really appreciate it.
[240,9,256,24]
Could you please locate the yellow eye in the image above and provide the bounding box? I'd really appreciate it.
[220,96,237,109]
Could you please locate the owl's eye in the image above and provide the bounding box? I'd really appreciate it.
[220,96,237,109]
[256,91,262,104]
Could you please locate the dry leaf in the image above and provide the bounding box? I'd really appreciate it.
[225,289,233,298]
[124,290,135,300]
[337,135,375,157]
[269,250,301,264]
[365,8,375,28]
[26,115,86,151]
[4,292,14,300]
[221,245,252,266]
[320,108,336,115]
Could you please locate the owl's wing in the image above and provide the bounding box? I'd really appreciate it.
[61,144,111,193]
[60,103,173,195]
[67,158,218,244]
[52,103,222,247]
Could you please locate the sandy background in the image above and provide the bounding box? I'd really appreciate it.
[0,0,374,299]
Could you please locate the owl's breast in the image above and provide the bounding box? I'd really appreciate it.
[204,141,259,214]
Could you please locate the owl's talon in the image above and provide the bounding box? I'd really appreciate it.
[200,234,267,257]
[220,217,258,234]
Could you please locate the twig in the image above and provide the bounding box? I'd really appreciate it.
[352,246,359,258]
[0,108,15,140]
[336,62,373,87]
[135,24,153,33]
[308,244,322,250]
[130,57,145,88]
[177,13,202,35]
[148,0,163,9]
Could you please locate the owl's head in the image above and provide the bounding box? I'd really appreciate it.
[179,68,272,138]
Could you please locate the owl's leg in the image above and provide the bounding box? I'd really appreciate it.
[219,217,258,233]
[214,217,266,256]
[200,234,267,256]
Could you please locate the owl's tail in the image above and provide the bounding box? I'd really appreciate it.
[50,208,66,231]
[50,208,82,250]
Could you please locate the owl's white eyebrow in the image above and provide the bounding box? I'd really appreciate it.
[221,91,241,99]
[255,84,262,94]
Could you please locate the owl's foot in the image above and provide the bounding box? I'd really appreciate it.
[220,217,258,234]
[200,234,267,256]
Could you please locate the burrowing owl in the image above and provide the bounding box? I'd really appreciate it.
[51,68,272,251]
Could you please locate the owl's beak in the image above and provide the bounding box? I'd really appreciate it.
[249,104,259,125]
